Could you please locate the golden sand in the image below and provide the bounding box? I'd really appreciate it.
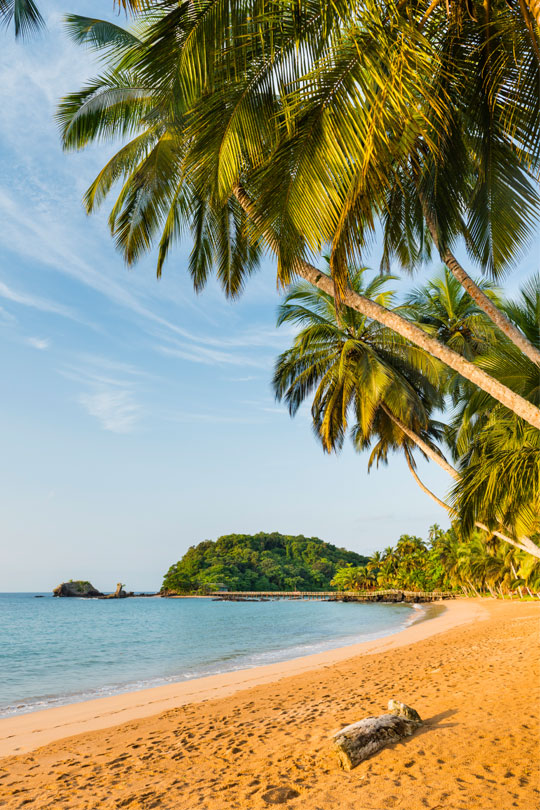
[1,599,538,809]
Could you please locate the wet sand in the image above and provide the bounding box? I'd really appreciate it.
[1,599,538,809]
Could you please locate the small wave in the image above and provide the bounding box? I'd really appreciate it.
[1,601,424,718]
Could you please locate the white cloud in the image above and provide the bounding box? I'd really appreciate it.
[79,389,141,434]
[162,409,261,424]
[0,305,16,323]
[76,354,148,378]
[0,279,80,322]
[157,343,267,368]
[26,337,50,350]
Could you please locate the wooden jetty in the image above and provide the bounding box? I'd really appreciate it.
[209,590,456,603]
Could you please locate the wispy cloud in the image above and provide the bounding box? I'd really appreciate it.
[157,343,267,368]
[26,337,50,350]
[0,305,16,323]
[61,355,145,433]
[162,409,262,425]
[0,189,206,340]
[76,354,149,378]
[0,279,80,322]
[79,390,141,434]
[59,354,149,389]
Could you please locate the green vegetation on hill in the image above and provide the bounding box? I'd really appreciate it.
[161,533,369,593]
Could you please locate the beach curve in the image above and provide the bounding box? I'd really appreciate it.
[0,598,482,759]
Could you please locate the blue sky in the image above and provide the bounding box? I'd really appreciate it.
[1,1,537,591]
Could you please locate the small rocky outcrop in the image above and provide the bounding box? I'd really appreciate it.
[53,581,103,598]
[102,583,129,599]
[331,700,423,770]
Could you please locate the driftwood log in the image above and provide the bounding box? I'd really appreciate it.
[332,700,422,770]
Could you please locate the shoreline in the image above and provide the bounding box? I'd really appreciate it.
[0,599,426,720]
[0,598,482,758]
[2,599,538,810]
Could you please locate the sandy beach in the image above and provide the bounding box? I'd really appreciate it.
[1,598,538,809]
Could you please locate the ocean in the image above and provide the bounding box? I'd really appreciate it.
[0,593,419,718]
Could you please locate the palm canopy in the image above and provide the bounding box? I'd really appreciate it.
[56,0,540,285]
[0,0,145,37]
[404,268,500,362]
[449,275,540,540]
[55,1,540,427]
[273,267,445,465]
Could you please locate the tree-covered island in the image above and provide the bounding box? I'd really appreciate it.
[161,533,369,593]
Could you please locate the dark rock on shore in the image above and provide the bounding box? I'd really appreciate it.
[53,581,103,598]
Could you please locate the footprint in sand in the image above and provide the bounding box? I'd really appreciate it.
[261,787,300,804]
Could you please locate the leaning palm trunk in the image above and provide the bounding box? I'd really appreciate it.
[474,523,540,558]
[232,186,540,429]
[526,0,540,27]
[382,407,458,479]
[403,450,450,511]
[466,577,482,598]
[419,197,540,367]
[380,408,540,559]
[510,561,524,599]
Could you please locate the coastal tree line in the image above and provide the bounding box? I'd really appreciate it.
[4,0,539,572]
[331,526,540,598]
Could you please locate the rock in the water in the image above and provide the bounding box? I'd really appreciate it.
[332,705,422,770]
[388,699,422,724]
[261,787,300,804]
[102,583,128,599]
[53,581,103,598]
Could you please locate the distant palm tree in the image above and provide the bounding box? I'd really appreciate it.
[366,551,382,578]
[331,565,374,592]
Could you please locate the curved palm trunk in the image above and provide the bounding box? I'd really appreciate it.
[381,406,458,479]
[300,263,540,427]
[404,451,451,511]
[382,409,540,559]
[525,0,540,27]
[231,185,540,429]
[519,0,540,63]
[474,522,540,558]
[466,577,482,598]
[510,561,524,599]
[420,198,540,367]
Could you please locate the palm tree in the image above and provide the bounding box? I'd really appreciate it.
[56,3,540,428]
[273,268,446,457]
[404,268,500,363]
[273,267,540,559]
[0,0,143,37]
[366,551,382,578]
[450,276,540,546]
[331,565,359,591]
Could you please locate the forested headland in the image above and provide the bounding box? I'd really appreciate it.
[161,533,369,593]
[162,526,540,597]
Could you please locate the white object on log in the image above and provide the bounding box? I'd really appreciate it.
[331,701,422,770]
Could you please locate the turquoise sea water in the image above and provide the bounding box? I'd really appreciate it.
[0,594,419,717]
